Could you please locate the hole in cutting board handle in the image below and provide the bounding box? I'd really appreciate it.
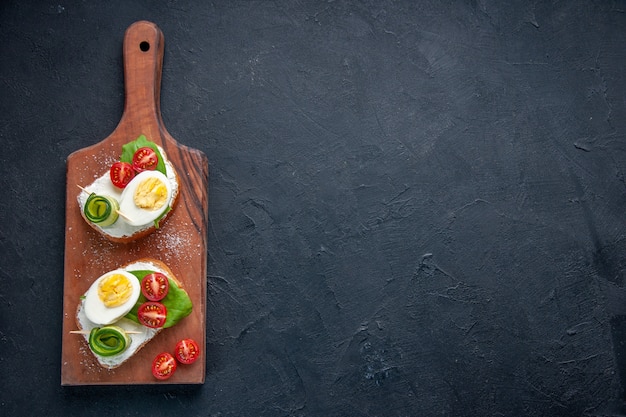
[139,41,150,52]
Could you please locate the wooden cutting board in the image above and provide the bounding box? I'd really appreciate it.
[61,21,208,385]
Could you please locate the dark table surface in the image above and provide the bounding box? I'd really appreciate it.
[2,0,626,415]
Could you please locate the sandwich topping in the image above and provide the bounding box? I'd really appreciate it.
[89,326,131,357]
[84,270,141,326]
[78,134,178,238]
[133,176,168,210]
[98,273,134,308]
[75,260,195,375]
[84,194,119,227]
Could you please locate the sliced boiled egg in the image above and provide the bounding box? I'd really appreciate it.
[84,269,141,325]
[118,170,172,227]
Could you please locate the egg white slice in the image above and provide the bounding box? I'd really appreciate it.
[83,269,141,325]
[118,170,173,227]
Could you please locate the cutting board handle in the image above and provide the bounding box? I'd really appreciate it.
[118,20,165,136]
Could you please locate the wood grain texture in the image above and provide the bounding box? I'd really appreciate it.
[61,21,208,385]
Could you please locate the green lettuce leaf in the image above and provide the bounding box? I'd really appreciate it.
[124,270,193,328]
[153,205,171,229]
[120,135,167,176]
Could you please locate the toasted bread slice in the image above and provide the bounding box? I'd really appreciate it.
[77,145,179,243]
[75,258,186,369]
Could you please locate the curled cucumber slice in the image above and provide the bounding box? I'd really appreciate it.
[88,326,131,357]
[84,193,119,227]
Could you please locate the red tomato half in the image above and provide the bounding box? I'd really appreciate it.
[137,302,167,328]
[141,273,169,301]
[152,352,177,380]
[132,147,158,172]
[174,339,200,365]
[109,161,135,188]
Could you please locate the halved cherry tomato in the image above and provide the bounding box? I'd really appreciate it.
[141,272,169,301]
[174,338,200,365]
[132,147,158,172]
[152,352,176,380]
[109,161,135,188]
[137,302,167,328]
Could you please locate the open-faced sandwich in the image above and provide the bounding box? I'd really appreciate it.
[74,258,192,370]
[77,135,179,243]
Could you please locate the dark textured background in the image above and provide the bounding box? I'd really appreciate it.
[2,0,626,415]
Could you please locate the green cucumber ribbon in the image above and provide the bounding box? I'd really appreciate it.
[88,326,131,357]
[84,193,119,227]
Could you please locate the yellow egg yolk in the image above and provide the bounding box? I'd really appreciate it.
[98,274,134,308]
[133,177,167,211]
